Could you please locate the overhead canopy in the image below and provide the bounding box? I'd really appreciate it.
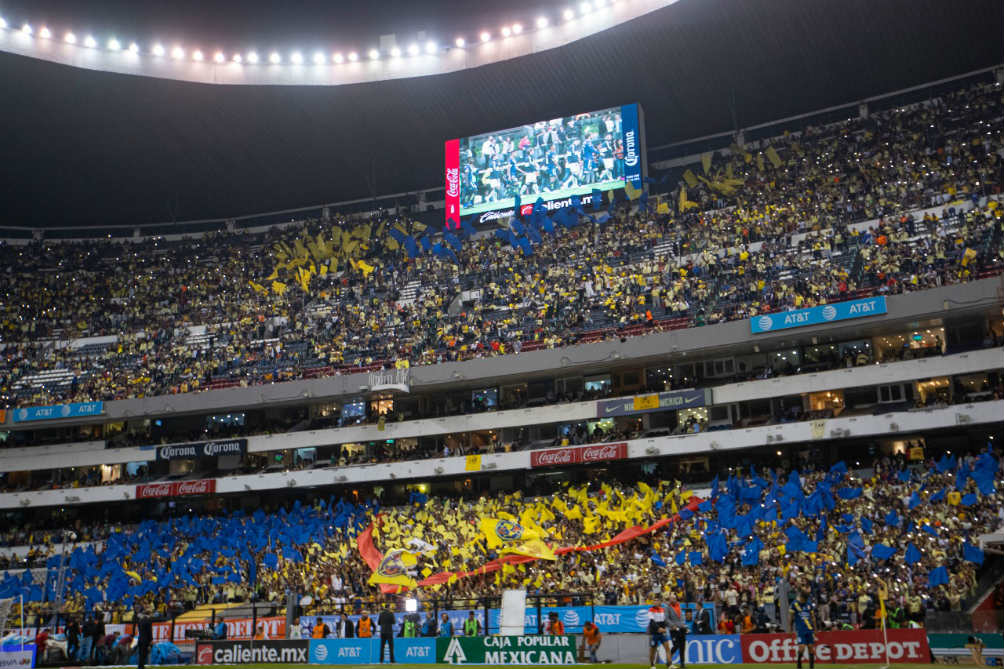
[0,0,999,228]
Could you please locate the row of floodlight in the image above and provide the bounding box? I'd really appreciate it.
[0,1,619,66]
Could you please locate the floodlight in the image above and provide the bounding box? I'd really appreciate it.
[425,40,437,54]
[108,38,121,51]
[214,51,225,63]
[454,37,465,48]
[269,51,281,64]
[480,31,491,42]
[333,52,344,63]
[290,51,303,64]
[536,17,549,28]
[192,49,203,61]
[152,43,165,56]
[171,46,185,60]
[368,48,379,60]
[39,27,52,39]
[512,23,523,34]
[84,35,98,48]
[347,51,358,61]
[64,32,77,44]
[247,51,259,63]
[313,51,325,64]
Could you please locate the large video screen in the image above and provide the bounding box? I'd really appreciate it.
[445,103,644,224]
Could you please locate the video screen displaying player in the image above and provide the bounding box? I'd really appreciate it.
[458,109,624,211]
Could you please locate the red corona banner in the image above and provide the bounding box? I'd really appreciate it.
[136,479,216,499]
[530,442,628,468]
[740,630,931,664]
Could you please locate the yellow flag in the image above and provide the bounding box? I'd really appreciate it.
[682,169,699,188]
[271,281,287,296]
[765,146,782,168]
[368,548,418,589]
[358,260,376,278]
[701,152,712,174]
[656,202,671,214]
[624,180,642,201]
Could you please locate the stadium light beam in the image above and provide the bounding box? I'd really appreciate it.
[368,48,379,60]
[192,49,204,61]
[128,42,140,54]
[232,53,242,63]
[347,51,358,61]
[214,51,225,63]
[269,51,281,64]
[312,51,325,64]
[108,38,121,51]
[39,26,52,39]
[480,31,491,42]
[64,32,77,44]
[333,52,344,63]
[171,46,185,60]
[247,51,259,63]
[290,51,304,64]
[501,26,511,37]
[406,43,418,56]
[425,40,437,54]
[454,37,465,48]
[536,16,549,28]
[151,43,165,56]
[512,23,523,34]
[21,23,32,36]
[83,35,98,48]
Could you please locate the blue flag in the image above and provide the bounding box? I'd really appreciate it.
[689,551,703,566]
[904,542,922,565]
[838,486,862,500]
[963,543,985,565]
[741,537,763,566]
[884,510,900,527]
[872,544,896,560]
[650,551,667,567]
[927,565,949,588]
[960,493,978,506]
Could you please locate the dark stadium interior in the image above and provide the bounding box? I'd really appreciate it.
[0,0,1002,667]
[0,0,1000,228]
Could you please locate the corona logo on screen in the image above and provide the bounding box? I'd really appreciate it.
[624,129,639,167]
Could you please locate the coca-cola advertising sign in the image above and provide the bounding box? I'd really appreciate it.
[740,630,930,664]
[444,138,461,229]
[530,442,627,468]
[136,479,216,499]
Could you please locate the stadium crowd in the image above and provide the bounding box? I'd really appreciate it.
[1,81,1002,409]
[2,448,1000,634]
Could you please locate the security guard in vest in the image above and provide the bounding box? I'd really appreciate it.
[464,611,481,636]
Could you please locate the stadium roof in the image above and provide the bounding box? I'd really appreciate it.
[0,0,1000,229]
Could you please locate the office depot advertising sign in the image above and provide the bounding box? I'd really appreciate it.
[741,629,931,664]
